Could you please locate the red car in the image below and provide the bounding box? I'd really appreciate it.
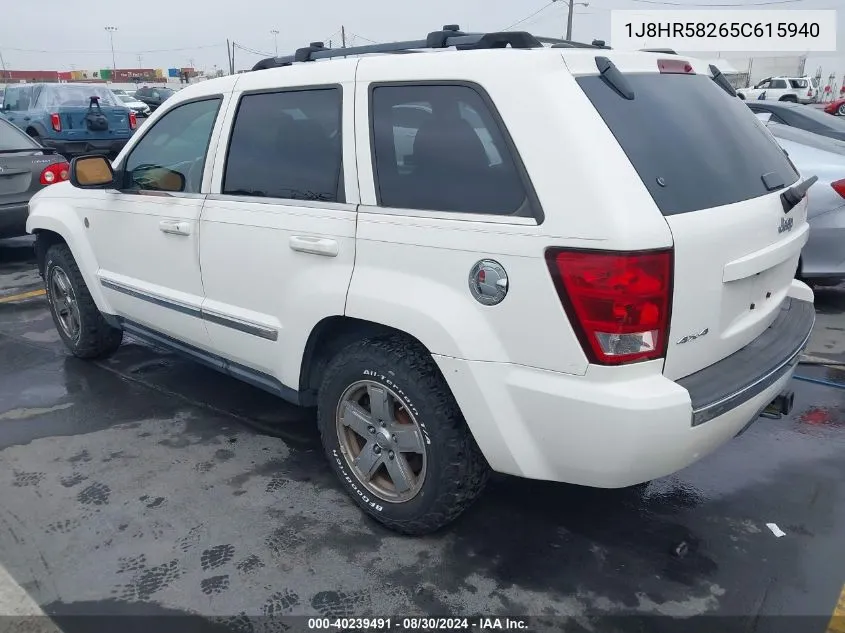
[824,98,845,116]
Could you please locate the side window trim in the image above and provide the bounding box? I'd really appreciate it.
[219,84,347,205]
[117,95,223,197]
[366,80,544,224]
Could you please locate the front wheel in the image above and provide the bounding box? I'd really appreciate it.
[838,103,845,116]
[317,336,489,535]
[44,243,123,359]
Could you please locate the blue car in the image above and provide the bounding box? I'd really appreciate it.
[1,83,136,157]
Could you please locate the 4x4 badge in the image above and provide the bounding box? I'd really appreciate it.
[469,260,508,306]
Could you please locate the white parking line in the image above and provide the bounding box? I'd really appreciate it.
[0,562,61,631]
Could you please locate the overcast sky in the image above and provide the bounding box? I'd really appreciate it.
[0,0,841,77]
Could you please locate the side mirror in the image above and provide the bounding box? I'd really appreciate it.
[69,155,115,188]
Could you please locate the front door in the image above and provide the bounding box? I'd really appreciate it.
[87,96,227,351]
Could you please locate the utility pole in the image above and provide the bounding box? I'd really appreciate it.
[271,29,279,56]
[226,39,232,74]
[137,54,142,69]
[105,26,118,78]
[0,50,7,82]
[341,25,346,48]
[552,0,589,40]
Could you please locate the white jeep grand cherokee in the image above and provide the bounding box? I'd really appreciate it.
[27,27,816,535]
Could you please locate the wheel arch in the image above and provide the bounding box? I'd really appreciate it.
[28,210,113,315]
[298,316,433,406]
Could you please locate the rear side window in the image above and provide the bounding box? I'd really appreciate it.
[770,79,788,89]
[789,79,808,89]
[223,88,343,202]
[577,73,799,215]
[370,84,531,216]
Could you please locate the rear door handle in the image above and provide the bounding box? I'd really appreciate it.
[159,220,191,236]
[289,235,339,257]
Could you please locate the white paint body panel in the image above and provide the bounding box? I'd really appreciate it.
[26,48,816,487]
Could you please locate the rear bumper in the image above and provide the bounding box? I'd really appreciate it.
[0,203,29,239]
[435,293,814,488]
[40,137,129,157]
[678,297,814,425]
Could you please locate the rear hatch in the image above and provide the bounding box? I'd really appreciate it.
[37,84,132,138]
[565,52,808,380]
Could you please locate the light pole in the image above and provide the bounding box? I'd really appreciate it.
[552,0,589,41]
[271,29,280,56]
[104,26,118,79]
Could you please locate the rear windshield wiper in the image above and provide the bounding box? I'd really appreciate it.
[595,56,634,100]
[781,175,818,213]
[709,64,737,97]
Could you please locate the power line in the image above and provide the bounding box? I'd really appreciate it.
[233,42,273,57]
[346,32,380,45]
[501,1,557,31]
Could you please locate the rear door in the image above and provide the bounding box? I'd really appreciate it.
[199,64,358,393]
[569,53,809,380]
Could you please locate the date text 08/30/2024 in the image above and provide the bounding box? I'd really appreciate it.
[307,617,530,630]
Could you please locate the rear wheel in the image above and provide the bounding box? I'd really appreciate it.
[44,244,123,359]
[838,103,845,116]
[317,336,489,535]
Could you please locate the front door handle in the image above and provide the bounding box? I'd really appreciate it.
[289,235,339,257]
[159,220,191,236]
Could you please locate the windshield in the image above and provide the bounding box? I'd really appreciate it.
[158,89,175,97]
[36,84,120,108]
[577,72,799,215]
[768,122,845,155]
[0,117,40,151]
[118,94,134,103]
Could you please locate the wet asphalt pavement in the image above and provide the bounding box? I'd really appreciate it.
[0,237,843,632]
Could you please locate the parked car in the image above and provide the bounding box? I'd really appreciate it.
[762,121,845,286]
[0,116,69,238]
[746,101,845,141]
[27,29,814,534]
[115,92,151,118]
[1,83,137,157]
[824,98,845,117]
[133,86,175,112]
[737,76,816,103]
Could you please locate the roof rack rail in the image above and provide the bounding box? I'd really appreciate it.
[536,37,610,49]
[251,24,544,70]
[641,48,677,54]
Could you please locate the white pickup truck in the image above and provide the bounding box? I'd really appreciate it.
[737,76,816,104]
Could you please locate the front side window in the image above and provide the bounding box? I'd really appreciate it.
[123,98,221,194]
[370,84,529,215]
[223,88,343,202]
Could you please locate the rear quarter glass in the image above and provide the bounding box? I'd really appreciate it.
[576,73,799,215]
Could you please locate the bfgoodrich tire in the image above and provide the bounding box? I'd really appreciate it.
[44,244,123,359]
[317,336,489,535]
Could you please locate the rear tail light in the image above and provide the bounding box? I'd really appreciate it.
[807,89,813,97]
[545,248,674,365]
[39,162,70,185]
[50,113,61,132]
[658,58,694,74]
[832,179,845,199]
[129,112,137,129]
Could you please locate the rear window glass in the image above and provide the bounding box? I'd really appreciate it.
[0,118,39,150]
[577,73,799,215]
[36,85,120,108]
